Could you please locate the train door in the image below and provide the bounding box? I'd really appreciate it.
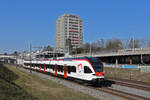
[64,66,67,78]
[39,64,41,72]
[55,64,58,76]
[33,64,35,71]
[26,64,28,69]
[44,64,46,72]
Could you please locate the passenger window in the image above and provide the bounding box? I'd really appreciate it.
[70,66,76,72]
[84,66,92,73]
[68,66,71,74]
[61,66,63,72]
[45,65,49,69]
[41,64,44,68]
[51,65,54,71]
[58,65,62,72]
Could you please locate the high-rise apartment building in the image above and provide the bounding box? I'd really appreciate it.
[55,14,83,52]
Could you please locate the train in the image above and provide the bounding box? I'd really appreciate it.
[23,57,105,84]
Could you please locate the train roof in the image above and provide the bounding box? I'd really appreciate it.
[24,57,100,62]
[64,56,99,61]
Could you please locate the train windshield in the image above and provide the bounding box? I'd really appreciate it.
[87,57,103,72]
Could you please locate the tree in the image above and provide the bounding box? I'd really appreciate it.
[96,39,104,51]
[83,42,91,53]
[128,38,140,49]
[42,45,53,51]
[4,52,7,55]
[134,39,140,48]
[105,39,123,51]
[128,37,134,49]
[13,51,18,56]
[91,42,98,53]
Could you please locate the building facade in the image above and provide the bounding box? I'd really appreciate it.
[55,14,83,52]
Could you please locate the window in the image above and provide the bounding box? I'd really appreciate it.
[49,64,54,70]
[58,65,62,72]
[37,64,40,68]
[60,65,63,72]
[41,64,45,69]
[24,63,29,66]
[84,66,92,73]
[68,66,71,74]
[31,64,34,67]
[34,64,38,68]
[70,66,76,72]
[45,65,50,69]
[87,57,103,72]
[51,65,55,71]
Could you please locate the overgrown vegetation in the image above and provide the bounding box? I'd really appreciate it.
[0,64,38,100]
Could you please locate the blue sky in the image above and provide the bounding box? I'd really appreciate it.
[0,0,150,53]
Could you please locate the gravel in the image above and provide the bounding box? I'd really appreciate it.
[17,67,126,100]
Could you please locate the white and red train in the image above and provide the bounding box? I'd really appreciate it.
[23,57,105,83]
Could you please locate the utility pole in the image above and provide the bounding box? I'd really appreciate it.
[30,44,32,73]
[53,48,55,60]
[89,42,92,57]
[29,44,43,73]
[133,37,135,50]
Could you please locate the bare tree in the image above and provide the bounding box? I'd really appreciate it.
[128,37,134,49]
[148,40,150,47]
[128,38,141,49]
[96,39,104,51]
[105,39,123,51]
[84,42,90,53]
[134,39,140,48]
[43,45,53,51]
[91,42,98,53]
[4,52,7,55]
[13,51,18,56]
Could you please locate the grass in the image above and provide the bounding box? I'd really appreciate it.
[0,64,38,100]
[4,64,99,100]
[104,67,150,83]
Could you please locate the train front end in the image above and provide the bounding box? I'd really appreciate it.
[87,57,105,83]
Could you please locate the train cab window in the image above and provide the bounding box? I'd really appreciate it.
[84,66,92,73]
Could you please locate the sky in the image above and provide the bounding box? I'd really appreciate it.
[0,0,150,53]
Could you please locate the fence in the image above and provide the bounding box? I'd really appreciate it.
[140,66,150,72]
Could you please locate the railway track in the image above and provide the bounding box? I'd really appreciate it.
[20,66,150,100]
[97,87,150,100]
[107,77,150,91]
